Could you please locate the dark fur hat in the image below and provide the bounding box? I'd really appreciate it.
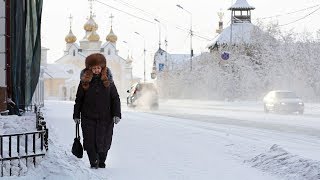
[81,53,110,90]
[85,53,107,69]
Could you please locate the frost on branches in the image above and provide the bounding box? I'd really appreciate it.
[157,22,320,102]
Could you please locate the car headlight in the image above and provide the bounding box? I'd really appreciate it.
[280,102,286,105]
[298,102,304,105]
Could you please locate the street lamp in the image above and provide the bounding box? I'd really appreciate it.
[176,4,193,71]
[134,31,146,83]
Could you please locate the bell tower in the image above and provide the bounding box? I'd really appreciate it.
[229,0,255,23]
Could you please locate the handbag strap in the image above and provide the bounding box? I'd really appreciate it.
[75,123,80,139]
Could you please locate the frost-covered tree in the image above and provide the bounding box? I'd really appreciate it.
[157,22,320,102]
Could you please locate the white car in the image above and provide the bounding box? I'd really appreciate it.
[263,90,304,114]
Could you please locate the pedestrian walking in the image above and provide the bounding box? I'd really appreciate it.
[73,53,121,168]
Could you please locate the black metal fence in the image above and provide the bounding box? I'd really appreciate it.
[0,105,48,177]
[0,130,48,176]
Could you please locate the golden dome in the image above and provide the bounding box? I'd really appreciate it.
[83,17,98,31]
[106,28,118,43]
[88,30,100,41]
[65,29,77,43]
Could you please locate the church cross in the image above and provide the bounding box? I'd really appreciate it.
[88,0,94,18]
[68,14,73,30]
[109,14,114,27]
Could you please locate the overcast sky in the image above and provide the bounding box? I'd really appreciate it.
[41,0,320,75]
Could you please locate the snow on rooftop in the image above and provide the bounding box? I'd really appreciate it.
[229,0,255,10]
[169,54,190,62]
[44,64,78,79]
[207,23,259,48]
[154,49,190,66]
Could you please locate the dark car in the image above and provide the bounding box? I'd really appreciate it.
[263,90,304,114]
[127,82,159,109]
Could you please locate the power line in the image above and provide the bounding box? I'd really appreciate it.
[95,0,155,24]
[175,26,212,41]
[279,6,320,27]
[112,0,155,17]
[105,0,213,41]
[259,4,320,19]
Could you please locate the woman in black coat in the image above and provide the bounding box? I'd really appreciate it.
[73,53,121,168]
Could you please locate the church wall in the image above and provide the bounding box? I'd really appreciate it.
[80,41,102,50]
[108,61,124,95]
[44,79,66,99]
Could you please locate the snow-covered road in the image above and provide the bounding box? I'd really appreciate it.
[39,100,280,180]
[150,99,320,138]
[6,100,320,180]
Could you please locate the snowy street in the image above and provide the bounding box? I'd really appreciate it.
[2,0,320,179]
[152,99,320,138]
[13,100,319,180]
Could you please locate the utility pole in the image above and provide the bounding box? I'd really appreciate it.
[134,32,146,83]
[177,4,193,71]
[154,19,161,49]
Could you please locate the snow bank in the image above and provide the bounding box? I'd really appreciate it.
[247,144,320,180]
[0,113,44,177]
[0,107,103,179]
[0,113,36,135]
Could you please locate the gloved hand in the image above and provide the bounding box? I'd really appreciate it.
[74,118,81,124]
[113,116,120,124]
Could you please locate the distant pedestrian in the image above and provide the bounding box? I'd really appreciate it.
[73,53,121,168]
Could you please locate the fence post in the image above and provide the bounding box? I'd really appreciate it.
[17,136,20,155]
[17,135,20,176]
[0,137,2,157]
[1,137,3,177]
[9,136,11,176]
[25,134,28,166]
[44,129,48,151]
[40,132,43,152]
[33,134,35,166]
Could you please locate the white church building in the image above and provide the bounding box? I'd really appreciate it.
[43,11,133,100]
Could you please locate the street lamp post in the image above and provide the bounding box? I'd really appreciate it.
[177,4,193,71]
[134,32,146,83]
[123,40,133,83]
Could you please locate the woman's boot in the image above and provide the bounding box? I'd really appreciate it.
[98,151,108,168]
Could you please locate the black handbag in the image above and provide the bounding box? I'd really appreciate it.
[72,123,83,158]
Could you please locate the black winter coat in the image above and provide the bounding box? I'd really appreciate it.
[73,75,121,152]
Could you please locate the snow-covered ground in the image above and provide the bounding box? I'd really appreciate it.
[1,99,320,180]
[152,99,320,138]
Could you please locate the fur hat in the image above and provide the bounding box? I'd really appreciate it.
[85,53,107,69]
[81,53,110,90]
